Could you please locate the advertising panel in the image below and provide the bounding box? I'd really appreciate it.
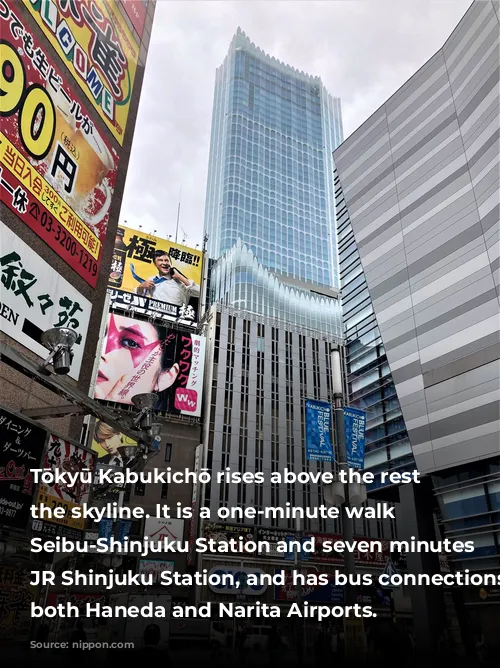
[344,406,366,469]
[255,527,290,558]
[274,568,344,603]
[47,592,107,615]
[35,434,96,530]
[304,532,390,567]
[0,222,92,380]
[143,517,185,549]
[139,559,175,584]
[23,0,139,145]
[94,313,206,417]
[202,522,255,554]
[0,567,38,641]
[0,409,46,531]
[107,226,203,325]
[91,420,137,465]
[121,0,147,37]
[208,566,267,596]
[1,2,120,286]
[305,398,334,462]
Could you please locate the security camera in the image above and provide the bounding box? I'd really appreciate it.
[131,393,158,430]
[39,328,78,375]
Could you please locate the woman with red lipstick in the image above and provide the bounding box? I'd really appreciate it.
[94,313,180,410]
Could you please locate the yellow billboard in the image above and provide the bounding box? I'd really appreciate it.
[107,226,204,324]
[91,420,137,464]
[23,0,139,146]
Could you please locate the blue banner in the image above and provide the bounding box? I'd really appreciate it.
[305,399,334,462]
[98,518,114,544]
[117,520,132,544]
[285,536,310,562]
[344,406,366,469]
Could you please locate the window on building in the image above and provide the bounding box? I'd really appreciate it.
[161,483,168,500]
[164,443,172,462]
[134,482,145,496]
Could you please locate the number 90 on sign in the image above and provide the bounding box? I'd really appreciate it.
[0,40,55,160]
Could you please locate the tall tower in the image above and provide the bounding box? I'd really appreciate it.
[204,28,343,329]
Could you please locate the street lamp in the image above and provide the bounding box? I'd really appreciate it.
[329,345,356,606]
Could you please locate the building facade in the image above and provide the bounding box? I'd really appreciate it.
[204,28,343,334]
[0,0,158,644]
[334,0,500,651]
[335,167,416,492]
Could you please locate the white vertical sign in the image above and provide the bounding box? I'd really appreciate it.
[0,221,92,380]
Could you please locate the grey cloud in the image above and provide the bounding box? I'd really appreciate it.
[120,0,472,246]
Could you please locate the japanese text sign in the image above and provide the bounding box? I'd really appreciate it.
[0,222,92,380]
[121,0,147,37]
[0,567,39,641]
[107,225,204,326]
[94,313,206,417]
[202,522,255,554]
[23,0,139,145]
[139,560,175,584]
[0,0,120,287]
[0,409,46,531]
[305,398,334,462]
[35,434,95,531]
[344,406,366,469]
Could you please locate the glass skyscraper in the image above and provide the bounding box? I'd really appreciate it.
[204,28,343,320]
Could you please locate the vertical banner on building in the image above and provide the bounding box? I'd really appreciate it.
[116,519,132,544]
[305,399,334,462]
[0,566,39,641]
[187,444,202,566]
[99,517,114,544]
[0,409,46,531]
[0,222,92,380]
[23,0,139,145]
[35,434,96,530]
[344,406,366,469]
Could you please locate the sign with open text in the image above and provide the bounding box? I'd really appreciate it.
[1,1,120,286]
[0,409,46,531]
[23,0,139,145]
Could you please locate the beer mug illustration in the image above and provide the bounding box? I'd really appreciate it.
[45,87,114,229]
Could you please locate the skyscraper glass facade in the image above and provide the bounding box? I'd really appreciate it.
[204,28,343,291]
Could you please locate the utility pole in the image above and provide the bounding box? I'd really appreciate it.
[330,345,356,605]
[331,344,369,660]
[295,517,305,663]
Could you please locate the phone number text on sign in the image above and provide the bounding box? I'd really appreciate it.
[23,0,139,145]
[0,1,119,287]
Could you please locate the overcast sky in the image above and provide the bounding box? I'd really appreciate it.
[120,0,472,247]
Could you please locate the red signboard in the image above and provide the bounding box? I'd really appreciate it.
[121,0,147,37]
[0,1,120,287]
